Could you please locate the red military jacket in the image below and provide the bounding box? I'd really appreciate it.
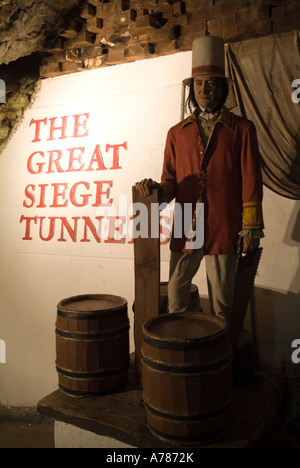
[160,106,264,255]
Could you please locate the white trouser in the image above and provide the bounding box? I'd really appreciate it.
[168,249,237,322]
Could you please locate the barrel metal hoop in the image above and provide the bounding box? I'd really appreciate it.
[55,323,130,340]
[147,421,229,444]
[56,363,130,379]
[145,400,232,422]
[58,384,123,398]
[142,332,226,351]
[57,306,127,321]
[141,354,232,374]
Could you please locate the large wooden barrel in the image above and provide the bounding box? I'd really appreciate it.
[133,282,201,316]
[141,312,233,446]
[159,282,201,315]
[56,294,130,398]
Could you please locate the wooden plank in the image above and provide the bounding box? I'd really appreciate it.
[60,20,84,39]
[230,248,263,355]
[46,37,65,55]
[80,2,97,20]
[37,356,281,448]
[86,17,104,33]
[132,186,160,383]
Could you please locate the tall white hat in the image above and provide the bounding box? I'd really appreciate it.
[183,36,232,86]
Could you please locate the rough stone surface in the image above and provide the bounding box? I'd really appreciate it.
[0,0,299,154]
[0,54,41,153]
[0,0,81,65]
[0,1,84,152]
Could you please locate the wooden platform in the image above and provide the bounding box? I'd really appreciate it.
[37,357,281,448]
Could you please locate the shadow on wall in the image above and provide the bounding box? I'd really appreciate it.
[284,203,300,294]
[249,203,300,375]
[252,286,299,372]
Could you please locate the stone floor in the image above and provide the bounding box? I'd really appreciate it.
[0,419,55,449]
[0,405,54,448]
[0,417,299,448]
[0,400,299,449]
[1,364,299,449]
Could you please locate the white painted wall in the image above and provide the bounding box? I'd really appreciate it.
[0,51,299,407]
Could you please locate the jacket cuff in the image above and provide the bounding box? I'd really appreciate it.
[239,229,264,238]
[242,202,264,229]
[160,181,175,203]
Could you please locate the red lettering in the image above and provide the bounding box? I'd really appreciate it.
[80,216,104,243]
[27,151,45,174]
[47,150,64,174]
[23,185,35,208]
[106,142,128,170]
[30,114,89,143]
[48,116,68,141]
[19,215,38,240]
[69,181,92,207]
[85,145,107,171]
[67,147,85,172]
[127,216,134,244]
[104,216,126,244]
[92,180,113,207]
[29,118,47,143]
[27,142,127,174]
[160,215,171,245]
[58,217,79,242]
[19,215,136,244]
[73,113,89,138]
[39,217,57,241]
[36,184,48,208]
[50,183,68,208]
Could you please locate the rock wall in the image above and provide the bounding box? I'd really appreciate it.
[0,0,81,65]
[0,0,299,154]
[0,0,81,152]
[40,0,300,78]
[0,55,41,152]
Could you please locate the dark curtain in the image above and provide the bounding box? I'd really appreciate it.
[225,31,300,200]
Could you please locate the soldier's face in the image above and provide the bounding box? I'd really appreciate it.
[193,76,223,110]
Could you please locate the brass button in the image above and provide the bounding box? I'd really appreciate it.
[201,169,207,175]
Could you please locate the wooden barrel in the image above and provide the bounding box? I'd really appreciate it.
[133,282,201,315]
[141,312,233,446]
[56,294,130,398]
[159,282,201,315]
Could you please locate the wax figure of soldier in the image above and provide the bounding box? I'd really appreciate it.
[135,36,264,323]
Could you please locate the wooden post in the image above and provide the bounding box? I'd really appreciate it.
[132,186,160,384]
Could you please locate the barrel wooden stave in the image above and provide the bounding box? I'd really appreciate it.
[142,360,232,416]
[56,331,129,372]
[56,294,130,397]
[146,408,230,446]
[57,367,129,396]
[141,312,233,446]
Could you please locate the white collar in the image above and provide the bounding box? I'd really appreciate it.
[198,107,220,122]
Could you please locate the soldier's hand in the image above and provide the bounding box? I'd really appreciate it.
[135,178,160,197]
[242,236,260,254]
